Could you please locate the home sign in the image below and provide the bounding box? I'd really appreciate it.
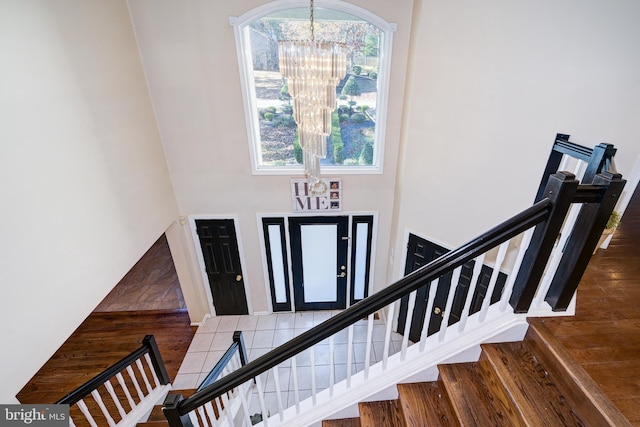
[291,178,342,212]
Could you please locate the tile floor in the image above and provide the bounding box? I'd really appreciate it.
[173,311,405,416]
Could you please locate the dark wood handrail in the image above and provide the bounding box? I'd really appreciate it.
[196,331,248,392]
[56,335,169,406]
[534,133,616,202]
[176,198,554,414]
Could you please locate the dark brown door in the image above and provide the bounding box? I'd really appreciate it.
[195,219,248,315]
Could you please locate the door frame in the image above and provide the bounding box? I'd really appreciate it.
[289,215,350,311]
[189,215,253,316]
[257,212,378,313]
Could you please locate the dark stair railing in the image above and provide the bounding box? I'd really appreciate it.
[56,335,171,426]
[163,169,626,427]
[196,331,249,393]
[165,332,250,427]
[534,133,617,202]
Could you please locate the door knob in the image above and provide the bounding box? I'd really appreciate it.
[337,272,346,278]
[236,275,242,281]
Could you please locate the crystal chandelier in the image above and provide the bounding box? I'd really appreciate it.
[278,0,347,195]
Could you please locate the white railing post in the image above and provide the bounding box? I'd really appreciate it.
[401,290,417,360]
[439,266,462,342]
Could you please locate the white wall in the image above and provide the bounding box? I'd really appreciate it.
[0,1,179,402]
[391,0,640,280]
[127,0,414,312]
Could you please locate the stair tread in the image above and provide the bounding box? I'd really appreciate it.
[439,362,525,426]
[481,341,589,426]
[146,389,197,422]
[322,417,362,427]
[527,319,632,427]
[359,400,406,427]
[147,405,166,422]
[397,382,459,427]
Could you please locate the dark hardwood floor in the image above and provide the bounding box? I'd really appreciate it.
[16,233,196,405]
[541,182,640,425]
[16,310,195,405]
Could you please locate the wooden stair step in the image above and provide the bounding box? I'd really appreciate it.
[145,404,166,422]
[397,382,459,427]
[359,400,406,427]
[322,417,362,427]
[140,389,197,425]
[438,362,525,426]
[526,319,632,426]
[481,341,587,426]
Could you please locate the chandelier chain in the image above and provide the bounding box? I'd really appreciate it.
[310,0,315,41]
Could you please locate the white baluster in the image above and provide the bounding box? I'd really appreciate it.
[219,391,234,427]
[457,254,486,332]
[213,396,225,426]
[500,228,535,312]
[90,389,116,427]
[238,379,252,427]
[104,379,127,419]
[135,359,152,395]
[291,355,300,413]
[310,344,317,404]
[188,409,201,427]
[346,325,354,387]
[254,374,269,426]
[196,405,209,427]
[204,401,219,427]
[115,372,136,410]
[479,241,509,322]
[77,399,99,427]
[438,266,462,342]
[401,290,417,360]
[272,365,285,421]
[69,416,76,427]
[328,335,335,395]
[573,158,587,181]
[125,365,145,401]
[364,313,374,379]
[382,302,395,370]
[144,353,161,389]
[559,153,571,173]
[419,279,438,352]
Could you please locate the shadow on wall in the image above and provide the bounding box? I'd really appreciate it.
[93,234,186,312]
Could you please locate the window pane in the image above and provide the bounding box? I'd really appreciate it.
[353,222,369,300]
[238,5,386,171]
[267,224,288,303]
[301,224,338,302]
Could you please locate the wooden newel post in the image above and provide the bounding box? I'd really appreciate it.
[510,171,579,312]
[545,171,626,310]
[143,335,171,385]
[163,393,193,427]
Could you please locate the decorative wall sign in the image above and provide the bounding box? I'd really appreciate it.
[291,178,342,212]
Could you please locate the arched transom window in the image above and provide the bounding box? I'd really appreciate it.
[230,1,396,175]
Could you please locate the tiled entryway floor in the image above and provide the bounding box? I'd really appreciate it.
[173,311,405,415]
